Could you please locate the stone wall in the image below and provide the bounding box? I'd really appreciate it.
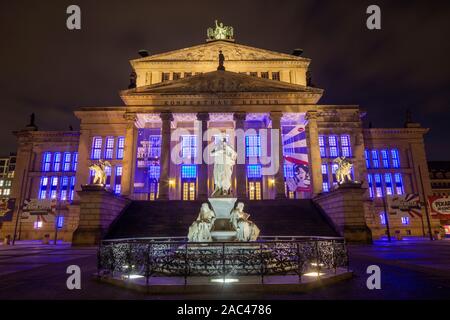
[72,185,131,246]
[314,183,372,243]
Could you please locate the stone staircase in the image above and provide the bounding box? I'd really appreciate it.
[104,199,340,239]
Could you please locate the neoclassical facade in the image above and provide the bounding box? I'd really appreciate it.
[0,30,441,242]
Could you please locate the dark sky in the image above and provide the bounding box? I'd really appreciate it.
[0,0,449,160]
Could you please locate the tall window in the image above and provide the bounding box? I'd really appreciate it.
[104,137,114,160]
[384,173,393,195]
[149,165,160,201]
[367,174,374,198]
[381,149,389,168]
[91,137,102,160]
[394,173,404,195]
[181,135,197,159]
[42,152,52,172]
[328,136,338,157]
[391,149,400,168]
[116,137,125,159]
[245,135,261,157]
[63,152,71,172]
[50,176,58,199]
[56,216,64,229]
[371,150,380,168]
[319,135,326,158]
[271,72,280,81]
[72,152,78,171]
[181,165,197,201]
[105,166,112,188]
[340,135,352,157]
[380,213,386,225]
[60,176,69,201]
[364,149,371,168]
[114,166,122,195]
[69,176,76,201]
[322,164,329,192]
[260,72,269,79]
[53,153,61,172]
[247,165,262,200]
[148,135,161,158]
[374,174,382,197]
[39,177,48,199]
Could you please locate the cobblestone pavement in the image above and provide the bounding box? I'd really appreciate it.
[0,239,449,300]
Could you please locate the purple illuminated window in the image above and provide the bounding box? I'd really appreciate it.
[91,137,102,160]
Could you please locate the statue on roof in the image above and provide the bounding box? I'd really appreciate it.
[217,50,225,71]
[207,20,235,42]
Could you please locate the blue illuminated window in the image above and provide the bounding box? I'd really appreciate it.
[148,165,160,179]
[322,164,329,192]
[322,182,329,192]
[39,176,48,199]
[380,213,386,225]
[247,165,262,179]
[181,165,197,179]
[328,136,338,157]
[364,149,370,168]
[321,164,328,175]
[181,135,197,159]
[50,176,58,199]
[394,173,404,195]
[116,137,125,159]
[42,152,52,172]
[367,174,374,198]
[372,150,380,168]
[62,152,71,172]
[105,166,111,188]
[104,137,114,160]
[69,176,76,201]
[149,135,161,158]
[245,135,261,157]
[56,216,64,229]
[381,149,389,168]
[318,135,326,158]
[374,174,382,197]
[384,173,393,195]
[401,216,410,225]
[72,152,78,171]
[60,176,69,201]
[284,165,294,178]
[91,137,102,160]
[391,149,400,168]
[53,153,61,172]
[340,135,352,157]
[114,166,122,194]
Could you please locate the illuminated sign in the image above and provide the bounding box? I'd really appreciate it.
[387,194,422,218]
[428,196,450,218]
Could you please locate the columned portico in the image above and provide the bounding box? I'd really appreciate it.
[197,112,209,199]
[121,113,138,196]
[270,111,286,199]
[234,112,247,199]
[305,111,323,195]
[158,112,173,200]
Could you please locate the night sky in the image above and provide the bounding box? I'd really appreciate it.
[0,0,449,160]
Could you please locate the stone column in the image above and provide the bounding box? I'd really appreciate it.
[121,113,137,196]
[158,112,173,200]
[234,112,247,200]
[270,111,286,199]
[306,111,323,195]
[197,112,209,200]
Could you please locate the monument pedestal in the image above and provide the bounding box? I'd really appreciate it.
[313,182,372,244]
[72,184,130,246]
[208,197,237,241]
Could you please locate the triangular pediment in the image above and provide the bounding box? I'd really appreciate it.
[132,40,309,62]
[124,70,322,94]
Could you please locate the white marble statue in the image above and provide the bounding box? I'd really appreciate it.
[188,203,216,242]
[333,156,354,184]
[210,136,237,196]
[88,160,111,185]
[230,202,260,241]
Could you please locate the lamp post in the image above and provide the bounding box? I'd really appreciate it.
[380,175,392,242]
[418,165,433,240]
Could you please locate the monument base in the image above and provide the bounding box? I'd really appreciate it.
[208,197,237,241]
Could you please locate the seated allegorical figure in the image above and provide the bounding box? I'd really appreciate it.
[229,202,260,241]
[187,203,216,242]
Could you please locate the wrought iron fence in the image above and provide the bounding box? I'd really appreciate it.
[98,236,348,284]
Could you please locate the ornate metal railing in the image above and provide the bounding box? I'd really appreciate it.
[97,236,348,284]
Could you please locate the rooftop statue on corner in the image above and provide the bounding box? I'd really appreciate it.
[333,156,354,184]
[89,160,111,185]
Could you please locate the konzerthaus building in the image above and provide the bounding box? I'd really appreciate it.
[0,25,442,244]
